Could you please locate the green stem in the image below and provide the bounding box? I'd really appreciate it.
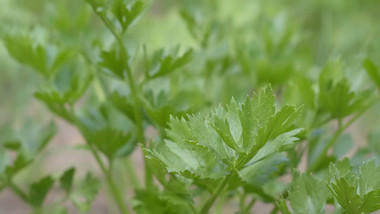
[240,192,247,213]
[69,103,129,214]
[245,198,256,213]
[96,12,154,189]
[83,54,107,102]
[8,181,28,201]
[200,174,232,214]
[214,191,228,214]
[270,206,279,214]
[90,146,129,214]
[124,157,141,188]
[307,99,377,173]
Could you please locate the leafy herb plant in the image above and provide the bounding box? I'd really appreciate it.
[1,0,380,213]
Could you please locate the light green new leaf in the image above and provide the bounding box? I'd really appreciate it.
[239,86,275,151]
[359,159,380,196]
[70,173,100,212]
[288,173,329,214]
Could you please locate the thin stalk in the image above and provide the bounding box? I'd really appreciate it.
[89,146,129,214]
[124,158,141,188]
[239,192,247,213]
[69,103,129,214]
[270,206,279,214]
[83,53,106,102]
[307,99,377,173]
[214,191,228,214]
[200,174,232,214]
[96,12,154,189]
[245,198,256,213]
[8,181,28,201]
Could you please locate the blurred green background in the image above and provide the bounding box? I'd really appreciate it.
[1,0,380,213]
[1,0,380,123]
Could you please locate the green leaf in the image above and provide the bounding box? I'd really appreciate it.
[34,66,93,104]
[363,58,380,91]
[133,188,192,214]
[18,120,57,158]
[4,154,31,177]
[328,158,352,181]
[85,126,135,160]
[0,151,10,189]
[277,199,292,214]
[70,173,100,212]
[29,176,55,207]
[333,134,354,159]
[318,61,365,119]
[286,75,316,110]
[360,189,380,213]
[244,129,301,168]
[180,9,201,40]
[108,92,136,123]
[85,0,105,12]
[146,48,193,79]
[99,49,125,78]
[112,0,147,32]
[318,79,362,120]
[240,153,288,186]
[60,167,75,194]
[146,139,227,179]
[328,178,362,214]
[328,160,380,214]
[211,99,244,153]
[142,90,189,129]
[359,159,380,196]
[148,85,300,182]
[1,121,56,178]
[35,69,93,120]
[288,173,329,214]
[3,36,48,76]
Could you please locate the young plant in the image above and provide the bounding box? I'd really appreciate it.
[1,0,380,214]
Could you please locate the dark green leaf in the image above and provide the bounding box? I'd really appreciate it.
[60,167,75,194]
[112,0,147,32]
[29,176,55,207]
[99,49,125,78]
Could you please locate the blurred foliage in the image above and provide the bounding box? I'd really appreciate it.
[1,0,380,213]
